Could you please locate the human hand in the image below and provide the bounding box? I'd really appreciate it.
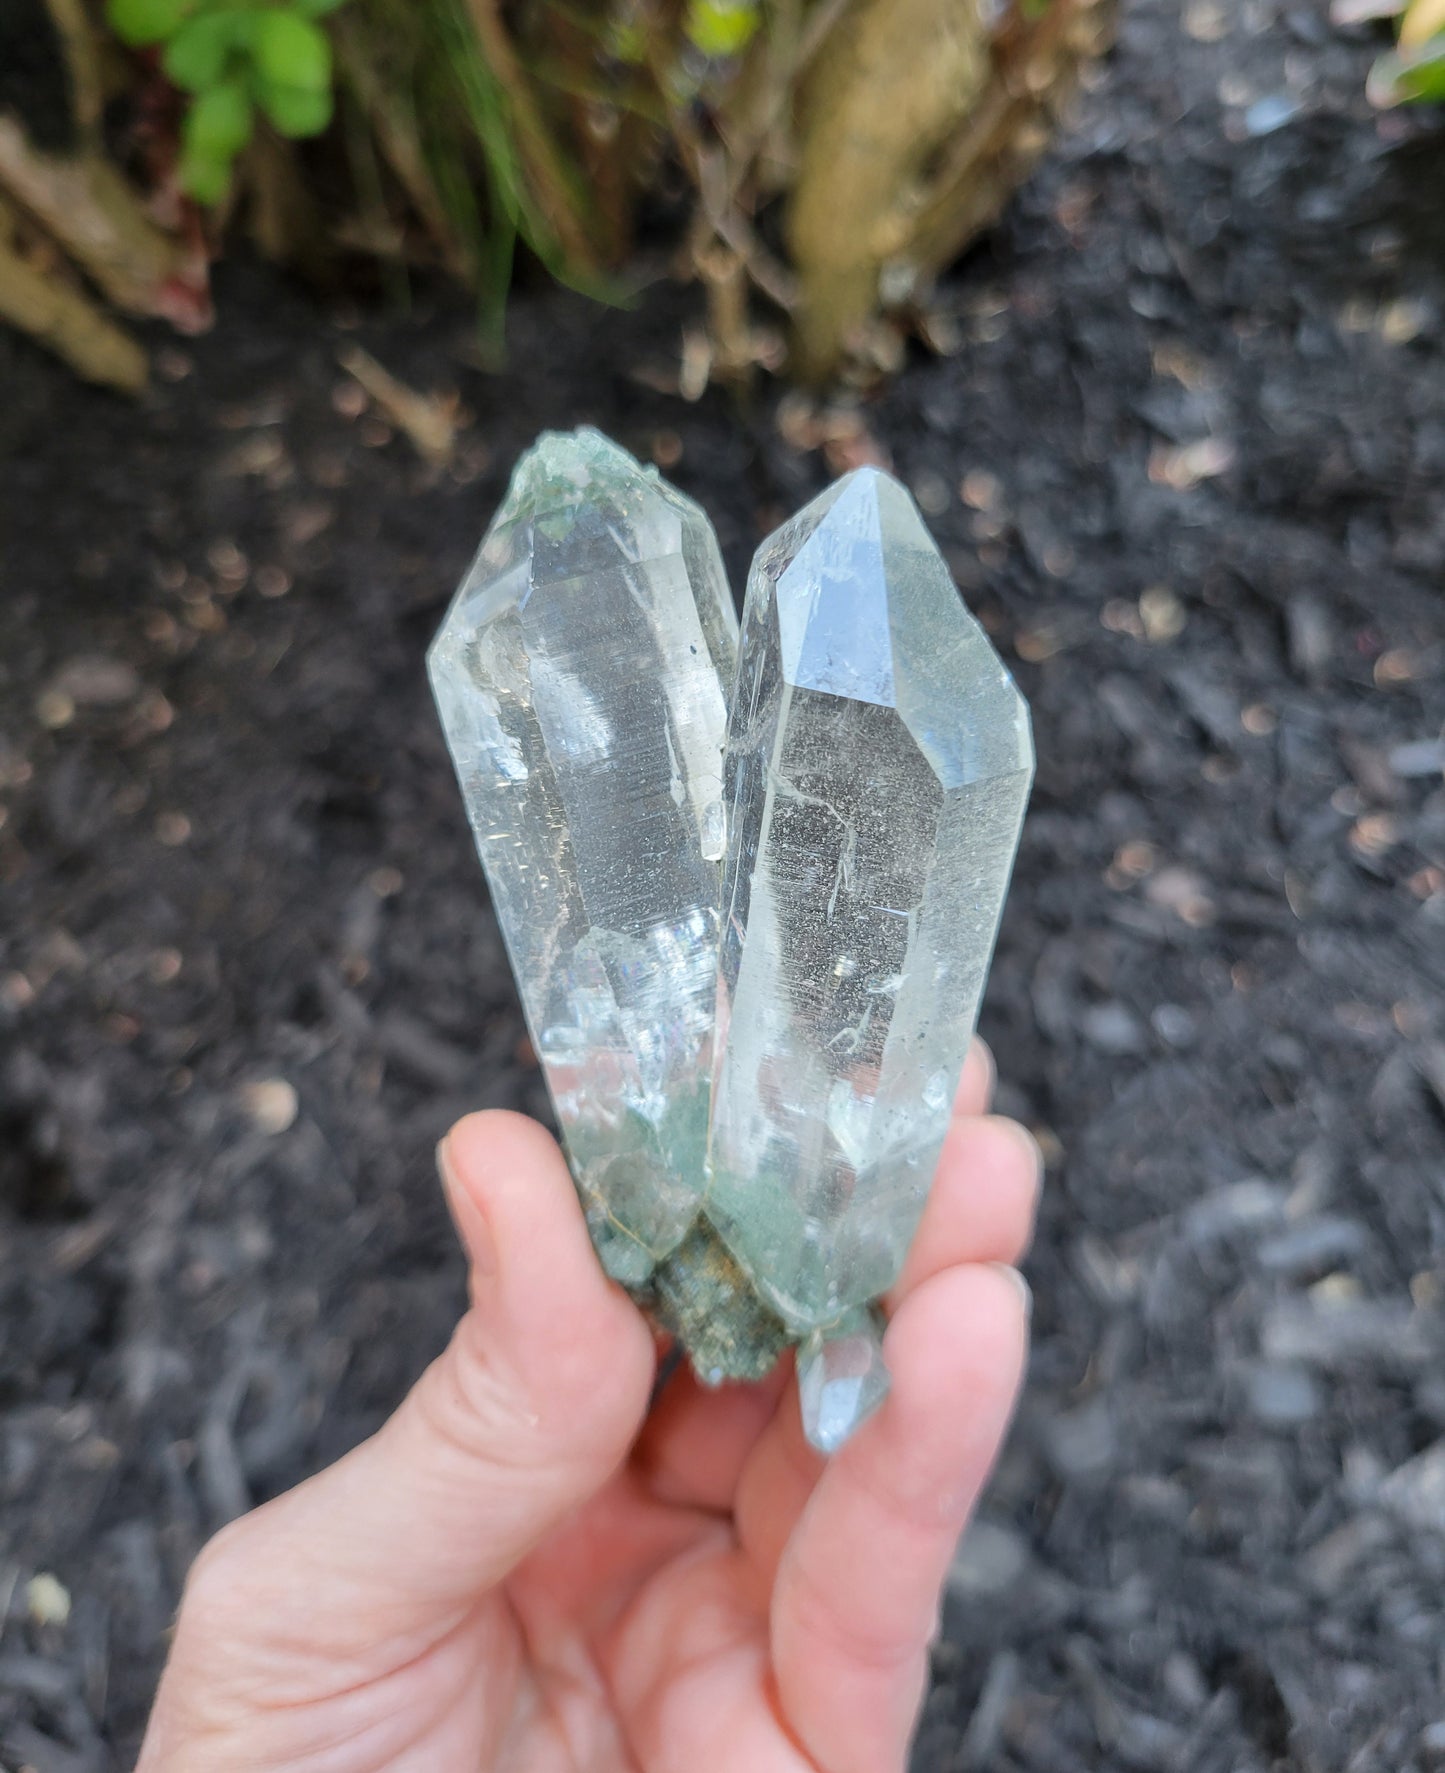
[137,1041,1038,1773]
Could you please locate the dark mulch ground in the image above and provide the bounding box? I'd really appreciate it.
[4,0,1445,1767]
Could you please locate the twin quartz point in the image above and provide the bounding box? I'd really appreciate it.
[428,428,1033,1453]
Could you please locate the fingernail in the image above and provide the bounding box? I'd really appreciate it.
[955,1037,996,1115]
[438,1135,497,1279]
[1004,1117,1045,1198]
[990,1262,1032,1321]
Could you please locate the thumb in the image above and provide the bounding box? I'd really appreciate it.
[188,1112,656,1645]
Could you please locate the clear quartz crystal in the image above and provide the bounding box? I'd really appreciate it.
[427,429,738,1285]
[707,466,1034,1337]
[430,437,1034,1457]
[797,1312,892,1455]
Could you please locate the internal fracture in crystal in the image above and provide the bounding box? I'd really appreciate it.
[707,467,1035,1341]
[427,428,738,1285]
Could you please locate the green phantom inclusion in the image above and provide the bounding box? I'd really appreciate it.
[707,468,1035,1360]
[427,429,740,1287]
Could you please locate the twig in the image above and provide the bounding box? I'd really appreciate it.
[0,197,146,391]
[336,343,458,463]
[332,16,473,281]
[461,0,600,273]
[43,0,104,140]
[0,116,203,325]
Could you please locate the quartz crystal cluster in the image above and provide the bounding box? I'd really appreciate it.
[429,428,1033,1453]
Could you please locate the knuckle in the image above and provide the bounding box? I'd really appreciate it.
[180,1518,260,1625]
[412,1326,544,1471]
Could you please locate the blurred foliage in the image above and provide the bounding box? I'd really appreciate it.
[684,0,761,55]
[3,0,1112,390]
[1339,0,1445,104]
[107,0,344,200]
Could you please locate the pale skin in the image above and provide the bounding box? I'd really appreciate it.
[138,1040,1040,1773]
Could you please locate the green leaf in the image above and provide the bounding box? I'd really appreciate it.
[683,0,759,57]
[163,11,244,90]
[256,80,333,136]
[179,143,233,203]
[252,9,332,92]
[107,0,190,48]
[186,78,253,158]
[1368,36,1445,103]
[607,18,648,63]
[291,0,349,16]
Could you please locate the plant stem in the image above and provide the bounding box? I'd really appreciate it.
[460,0,600,274]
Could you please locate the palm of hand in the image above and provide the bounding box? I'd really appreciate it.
[140,1070,1035,1773]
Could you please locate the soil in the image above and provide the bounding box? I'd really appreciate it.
[3,0,1445,1767]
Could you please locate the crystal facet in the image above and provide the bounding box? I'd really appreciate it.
[797,1311,891,1455]
[707,467,1034,1334]
[427,429,738,1285]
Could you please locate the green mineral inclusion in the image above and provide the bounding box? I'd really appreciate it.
[428,429,1033,1451]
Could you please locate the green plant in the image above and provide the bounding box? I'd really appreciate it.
[13,0,1110,390]
[107,0,345,202]
[683,0,761,57]
[1343,0,1445,102]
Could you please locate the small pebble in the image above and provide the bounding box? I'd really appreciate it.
[49,655,141,707]
[1184,0,1229,38]
[26,1574,71,1629]
[35,690,75,730]
[1378,1438,1445,1532]
[960,470,1003,511]
[1379,297,1431,346]
[911,471,951,515]
[947,1519,1032,1600]
[240,1078,299,1135]
[1256,1217,1367,1279]
[146,948,183,985]
[255,565,293,599]
[155,812,192,846]
[1244,94,1302,136]
[1080,1002,1147,1055]
[1244,1363,1322,1426]
[1390,739,1445,778]
[1151,1003,1198,1048]
[1044,1397,1116,1480]
[1139,586,1187,643]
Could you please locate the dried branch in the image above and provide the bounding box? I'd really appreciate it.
[332,15,474,280]
[336,343,458,463]
[43,0,104,140]
[0,198,146,391]
[0,116,206,326]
